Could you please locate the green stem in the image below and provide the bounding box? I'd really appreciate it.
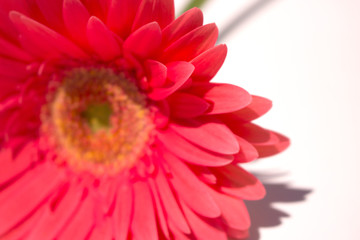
[182,0,209,13]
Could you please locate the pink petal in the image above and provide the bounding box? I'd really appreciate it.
[171,117,239,155]
[0,57,28,79]
[162,7,203,47]
[107,0,142,38]
[36,0,65,32]
[0,7,18,41]
[132,0,174,31]
[220,95,273,123]
[167,92,210,118]
[164,152,221,218]
[148,61,194,100]
[161,23,218,62]
[1,95,17,112]
[131,181,158,240]
[123,21,162,59]
[216,164,266,200]
[88,218,112,240]
[152,100,170,129]
[0,163,64,236]
[209,188,250,230]
[81,0,109,20]
[190,165,217,185]
[57,195,95,240]
[0,38,33,62]
[113,183,133,240]
[10,11,87,59]
[0,143,35,185]
[155,168,190,234]
[157,129,233,167]
[87,16,122,61]
[230,122,269,142]
[27,183,84,240]
[168,221,191,240]
[145,59,167,88]
[181,201,227,240]
[234,136,259,163]
[63,0,90,46]
[253,130,290,158]
[226,227,249,239]
[190,44,227,82]
[148,179,170,238]
[231,123,290,157]
[0,203,46,240]
[153,0,175,28]
[1,0,36,16]
[189,83,252,114]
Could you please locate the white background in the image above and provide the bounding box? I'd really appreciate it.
[175,0,360,239]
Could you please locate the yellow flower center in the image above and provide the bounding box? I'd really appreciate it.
[42,67,154,175]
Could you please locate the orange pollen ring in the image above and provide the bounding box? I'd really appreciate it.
[41,67,154,175]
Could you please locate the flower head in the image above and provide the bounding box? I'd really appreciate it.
[0,0,289,239]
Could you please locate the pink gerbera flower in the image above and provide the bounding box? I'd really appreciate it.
[0,0,289,239]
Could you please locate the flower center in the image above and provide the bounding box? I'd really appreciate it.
[81,102,112,133]
[42,67,154,175]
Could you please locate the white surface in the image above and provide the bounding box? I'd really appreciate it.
[176,0,360,239]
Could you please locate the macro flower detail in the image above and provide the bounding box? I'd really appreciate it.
[0,0,289,240]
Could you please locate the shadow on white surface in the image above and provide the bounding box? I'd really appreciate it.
[218,0,277,42]
[245,174,312,240]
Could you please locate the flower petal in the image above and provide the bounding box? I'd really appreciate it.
[10,11,87,59]
[63,0,91,46]
[27,183,84,240]
[234,136,259,163]
[230,123,290,157]
[131,181,158,240]
[113,182,133,240]
[0,163,64,236]
[0,7,18,41]
[0,37,33,62]
[181,202,227,240]
[57,194,95,240]
[80,0,108,20]
[0,57,29,79]
[148,179,170,238]
[190,44,227,82]
[157,129,233,167]
[170,117,239,155]
[226,227,249,239]
[0,143,35,185]
[107,0,141,38]
[216,164,266,201]
[145,59,167,88]
[161,23,218,62]
[209,188,250,230]
[167,92,210,118]
[190,165,217,185]
[253,130,290,158]
[189,83,252,114]
[162,7,203,47]
[132,0,174,31]
[36,0,65,32]
[123,21,162,59]
[88,218,112,240]
[87,16,122,61]
[0,204,46,240]
[155,168,190,234]
[148,61,194,100]
[168,221,190,240]
[220,95,273,123]
[164,152,221,218]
